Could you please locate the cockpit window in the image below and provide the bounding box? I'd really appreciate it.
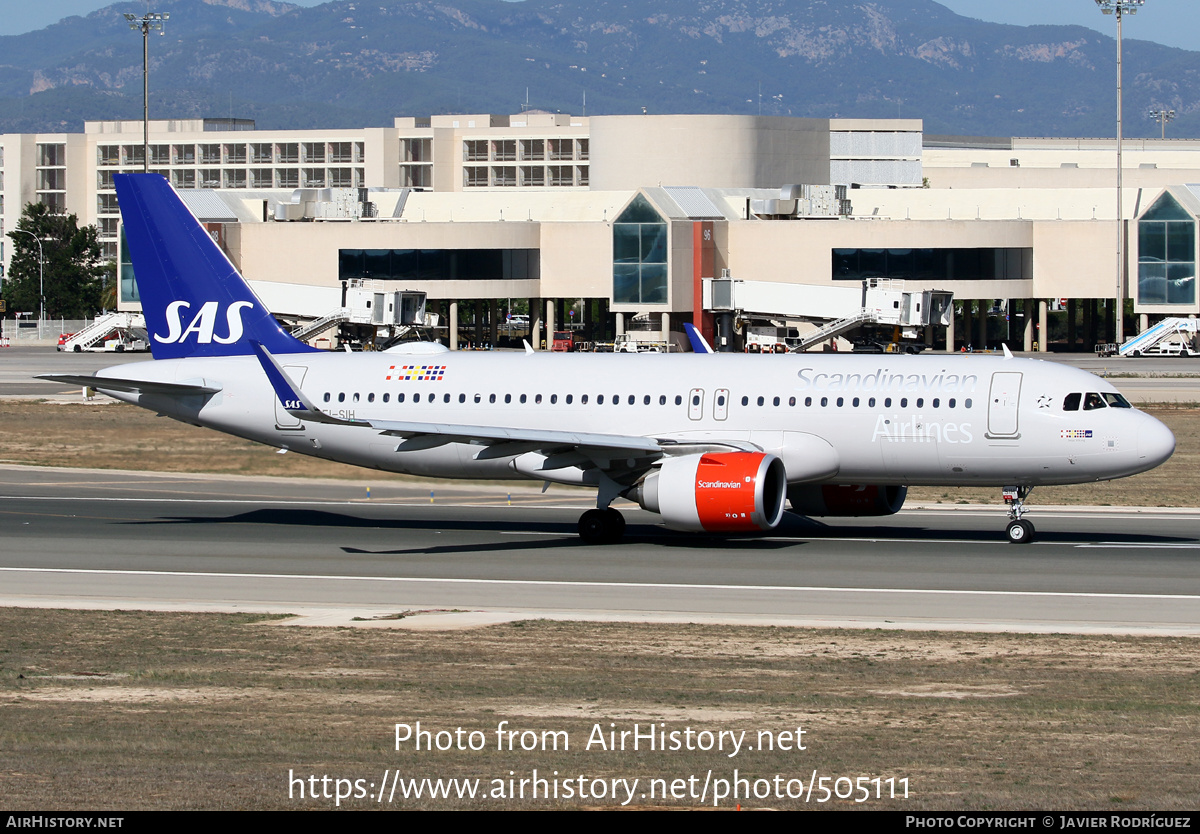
[1102,392,1132,409]
[1083,392,1107,411]
[1063,393,1081,411]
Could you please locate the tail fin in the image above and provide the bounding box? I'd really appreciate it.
[683,322,714,354]
[114,173,315,359]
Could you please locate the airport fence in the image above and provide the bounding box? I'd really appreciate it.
[0,318,94,345]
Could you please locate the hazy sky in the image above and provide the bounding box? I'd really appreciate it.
[937,0,1198,52]
[2,0,1197,52]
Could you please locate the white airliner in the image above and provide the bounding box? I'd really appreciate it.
[42,174,1176,544]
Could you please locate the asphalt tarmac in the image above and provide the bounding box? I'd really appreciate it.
[4,344,1198,635]
[2,465,1198,634]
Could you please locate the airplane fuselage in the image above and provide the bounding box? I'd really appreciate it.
[102,350,1174,489]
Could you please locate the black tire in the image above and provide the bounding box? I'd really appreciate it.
[1006,519,1035,544]
[602,508,626,543]
[73,344,82,352]
[578,508,626,544]
[578,509,608,544]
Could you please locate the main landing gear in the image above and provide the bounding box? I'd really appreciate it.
[578,508,626,544]
[1003,486,1035,544]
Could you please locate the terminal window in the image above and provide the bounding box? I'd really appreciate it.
[1138,193,1196,306]
[833,248,1031,282]
[338,248,539,282]
[612,194,668,305]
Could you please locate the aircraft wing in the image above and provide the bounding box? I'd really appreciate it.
[36,374,222,396]
[249,342,664,461]
[371,420,661,454]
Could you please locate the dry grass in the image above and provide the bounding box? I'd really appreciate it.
[0,399,395,480]
[909,406,1200,507]
[0,400,1196,506]
[2,609,1198,810]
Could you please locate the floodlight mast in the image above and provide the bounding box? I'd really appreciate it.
[125,12,169,174]
[1094,0,1143,346]
[1148,108,1176,139]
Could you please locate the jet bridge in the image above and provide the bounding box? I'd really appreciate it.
[703,275,952,352]
[289,283,430,346]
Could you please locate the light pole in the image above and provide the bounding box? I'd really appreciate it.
[1148,108,1175,139]
[125,12,169,173]
[11,229,44,338]
[1095,0,1144,346]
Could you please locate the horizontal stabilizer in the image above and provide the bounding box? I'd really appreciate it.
[36,374,222,396]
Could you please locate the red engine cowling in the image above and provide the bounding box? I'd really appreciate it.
[633,452,787,532]
[787,484,907,517]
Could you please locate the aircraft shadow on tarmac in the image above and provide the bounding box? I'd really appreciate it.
[126,508,1197,554]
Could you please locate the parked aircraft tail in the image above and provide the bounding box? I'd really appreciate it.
[113,173,316,360]
[683,322,714,354]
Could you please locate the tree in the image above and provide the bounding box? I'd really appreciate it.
[5,202,105,319]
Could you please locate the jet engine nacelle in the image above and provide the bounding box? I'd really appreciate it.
[787,484,907,517]
[633,452,787,532]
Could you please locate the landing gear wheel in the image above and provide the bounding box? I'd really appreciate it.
[602,508,626,542]
[578,509,607,543]
[1006,518,1035,544]
[1003,485,1035,544]
[578,508,626,544]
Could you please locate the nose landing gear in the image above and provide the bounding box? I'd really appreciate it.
[1003,486,1035,544]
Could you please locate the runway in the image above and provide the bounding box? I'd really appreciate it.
[3,465,1199,635]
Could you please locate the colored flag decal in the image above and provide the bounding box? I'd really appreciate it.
[1060,429,1092,439]
[386,364,447,381]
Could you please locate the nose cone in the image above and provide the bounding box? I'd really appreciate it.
[1137,414,1176,471]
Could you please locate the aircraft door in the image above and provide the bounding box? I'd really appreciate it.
[987,372,1022,438]
[275,365,308,430]
[714,388,729,421]
[689,388,704,421]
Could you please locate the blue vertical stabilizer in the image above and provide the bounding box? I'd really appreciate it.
[114,173,316,359]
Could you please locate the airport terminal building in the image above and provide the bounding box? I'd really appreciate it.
[2,112,1199,351]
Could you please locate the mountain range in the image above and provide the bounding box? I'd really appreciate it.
[0,0,1198,138]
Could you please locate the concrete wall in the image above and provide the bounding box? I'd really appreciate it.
[589,115,831,191]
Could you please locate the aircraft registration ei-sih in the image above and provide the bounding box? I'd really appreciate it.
[42,174,1176,544]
